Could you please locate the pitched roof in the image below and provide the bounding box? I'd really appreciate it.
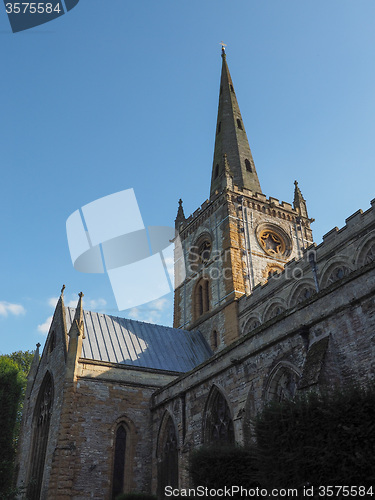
[65,308,212,373]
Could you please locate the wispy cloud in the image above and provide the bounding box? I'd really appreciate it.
[48,297,59,308]
[47,295,107,311]
[0,301,26,317]
[152,298,168,311]
[86,298,107,309]
[126,297,170,324]
[127,307,140,319]
[38,316,53,335]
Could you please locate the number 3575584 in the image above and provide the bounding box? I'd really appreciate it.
[5,3,61,14]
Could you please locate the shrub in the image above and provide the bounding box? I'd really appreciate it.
[189,444,258,497]
[115,493,157,500]
[254,384,375,490]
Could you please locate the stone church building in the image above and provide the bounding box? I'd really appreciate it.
[17,49,375,499]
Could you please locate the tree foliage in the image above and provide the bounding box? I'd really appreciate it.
[115,494,157,500]
[254,384,375,489]
[5,351,34,376]
[188,384,375,497]
[0,350,35,496]
[189,445,258,498]
[0,357,24,494]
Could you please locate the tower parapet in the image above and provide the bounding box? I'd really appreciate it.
[238,198,375,336]
[173,49,314,350]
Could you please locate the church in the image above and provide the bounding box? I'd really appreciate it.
[16,48,375,499]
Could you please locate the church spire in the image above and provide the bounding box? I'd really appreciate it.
[175,198,186,229]
[66,292,85,381]
[210,47,262,198]
[293,180,309,218]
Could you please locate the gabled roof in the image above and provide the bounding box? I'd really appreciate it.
[65,308,212,373]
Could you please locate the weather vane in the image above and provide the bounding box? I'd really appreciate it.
[220,41,227,53]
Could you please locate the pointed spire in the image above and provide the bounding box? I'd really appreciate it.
[210,48,262,198]
[175,198,186,229]
[66,293,85,381]
[293,180,309,218]
[68,292,85,339]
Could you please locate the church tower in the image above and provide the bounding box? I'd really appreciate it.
[173,48,313,350]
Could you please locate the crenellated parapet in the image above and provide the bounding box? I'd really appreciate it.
[239,198,375,335]
[178,182,312,238]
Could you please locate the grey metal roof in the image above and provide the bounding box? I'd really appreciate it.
[65,308,212,373]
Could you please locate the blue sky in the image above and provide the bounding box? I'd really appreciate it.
[1,1,375,355]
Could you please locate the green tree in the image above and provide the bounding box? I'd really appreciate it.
[5,350,34,376]
[254,384,375,490]
[0,350,36,498]
[2,351,35,446]
[0,357,24,494]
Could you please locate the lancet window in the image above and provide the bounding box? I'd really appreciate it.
[112,424,127,499]
[157,416,178,497]
[28,372,53,500]
[194,278,210,319]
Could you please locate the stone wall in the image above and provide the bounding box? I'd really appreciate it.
[174,182,313,349]
[152,200,375,494]
[16,299,68,499]
[48,361,177,499]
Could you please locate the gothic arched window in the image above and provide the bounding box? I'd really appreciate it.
[195,278,210,319]
[245,159,252,173]
[205,389,234,445]
[293,286,315,305]
[157,417,178,497]
[27,372,54,500]
[364,242,375,265]
[267,365,300,403]
[112,424,127,499]
[237,118,243,130]
[326,265,350,285]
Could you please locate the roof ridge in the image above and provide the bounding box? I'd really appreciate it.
[66,306,194,333]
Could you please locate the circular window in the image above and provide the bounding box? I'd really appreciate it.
[259,230,285,255]
[256,224,291,258]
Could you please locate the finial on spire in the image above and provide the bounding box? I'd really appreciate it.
[293,180,309,218]
[220,41,227,56]
[36,342,41,349]
[175,198,186,230]
[61,284,65,296]
[69,292,85,339]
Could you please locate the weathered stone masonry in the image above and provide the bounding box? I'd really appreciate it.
[16,47,375,499]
